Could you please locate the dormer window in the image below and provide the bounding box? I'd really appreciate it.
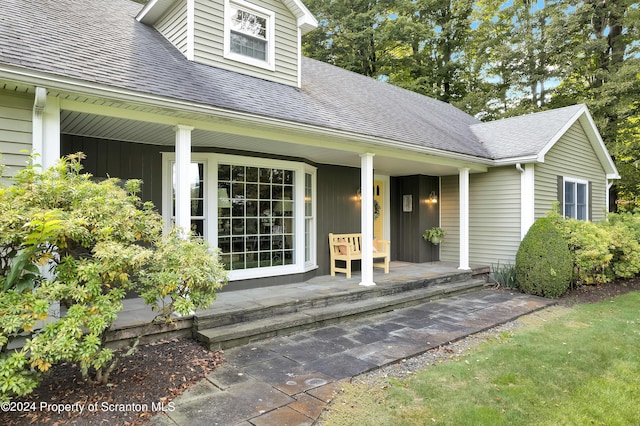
[224,0,275,70]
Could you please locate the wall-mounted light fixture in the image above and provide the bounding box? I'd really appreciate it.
[356,188,362,200]
[428,191,438,203]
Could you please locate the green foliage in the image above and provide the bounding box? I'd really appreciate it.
[138,229,228,323]
[422,227,446,245]
[547,207,640,285]
[491,261,518,289]
[602,213,640,280]
[551,213,613,285]
[0,154,227,401]
[515,217,572,298]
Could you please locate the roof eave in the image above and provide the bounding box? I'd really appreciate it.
[0,65,487,170]
[136,0,176,24]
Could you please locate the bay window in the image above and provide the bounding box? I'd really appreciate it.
[163,153,316,280]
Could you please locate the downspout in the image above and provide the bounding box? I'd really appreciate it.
[515,163,524,174]
[32,86,47,167]
[606,179,613,219]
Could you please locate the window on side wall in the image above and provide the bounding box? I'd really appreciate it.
[563,178,589,221]
[224,0,275,70]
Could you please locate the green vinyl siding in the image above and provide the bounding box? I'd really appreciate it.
[535,122,607,222]
[440,175,459,263]
[440,168,521,265]
[194,0,299,86]
[0,91,32,177]
[469,166,521,265]
[155,0,189,55]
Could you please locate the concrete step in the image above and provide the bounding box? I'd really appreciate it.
[193,269,475,331]
[196,278,486,350]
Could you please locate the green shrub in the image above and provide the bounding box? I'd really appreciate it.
[603,213,640,280]
[547,206,613,285]
[516,217,572,298]
[0,154,227,402]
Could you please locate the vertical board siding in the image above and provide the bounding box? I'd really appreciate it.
[0,91,32,176]
[469,167,521,265]
[61,136,166,212]
[535,122,607,222]
[156,0,189,55]
[440,175,459,263]
[194,0,299,86]
[315,165,361,276]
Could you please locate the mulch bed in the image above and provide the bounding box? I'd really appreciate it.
[3,338,224,426]
[4,277,640,425]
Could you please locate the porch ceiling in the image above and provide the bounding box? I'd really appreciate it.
[61,110,480,177]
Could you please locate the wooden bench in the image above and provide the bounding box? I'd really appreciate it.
[329,233,390,279]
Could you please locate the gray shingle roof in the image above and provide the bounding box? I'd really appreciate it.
[470,105,586,160]
[0,0,589,163]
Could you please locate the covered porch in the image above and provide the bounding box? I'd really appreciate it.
[30,89,488,288]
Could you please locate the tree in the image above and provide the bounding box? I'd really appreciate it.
[380,0,475,103]
[548,0,640,207]
[303,0,390,77]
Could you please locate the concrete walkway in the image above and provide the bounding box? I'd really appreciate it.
[150,288,554,426]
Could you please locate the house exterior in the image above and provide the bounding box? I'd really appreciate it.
[0,0,619,290]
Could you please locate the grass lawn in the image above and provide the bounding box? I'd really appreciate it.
[322,291,640,425]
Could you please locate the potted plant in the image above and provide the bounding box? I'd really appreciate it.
[423,226,446,245]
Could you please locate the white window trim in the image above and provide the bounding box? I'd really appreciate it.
[223,0,276,71]
[303,166,317,271]
[161,153,215,240]
[563,176,589,221]
[163,153,317,281]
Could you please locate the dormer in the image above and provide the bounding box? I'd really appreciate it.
[137,0,317,87]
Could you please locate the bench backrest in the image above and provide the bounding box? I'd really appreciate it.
[329,233,362,255]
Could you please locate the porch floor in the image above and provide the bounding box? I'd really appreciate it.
[111,261,487,334]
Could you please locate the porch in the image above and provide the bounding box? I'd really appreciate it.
[106,261,490,350]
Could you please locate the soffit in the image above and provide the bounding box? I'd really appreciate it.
[60,110,470,176]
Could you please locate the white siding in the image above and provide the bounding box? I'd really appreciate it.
[469,166,521,265]
[535,122,607,222]
[156,0,189,55]
[0,91,32,177]
[440,175,459,263]
[193,0,299,86]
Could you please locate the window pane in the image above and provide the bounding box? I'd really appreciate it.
[564,181,575,218]
[230,32,267,60]
[305,173,313,263]
[172,162,205,235]
[218,163,296,271]
[231,8,266,38]
[577,183,587,220]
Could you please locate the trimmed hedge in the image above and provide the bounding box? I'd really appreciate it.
[516,217,573,298]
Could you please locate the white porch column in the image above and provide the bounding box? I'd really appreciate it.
[174,125,194,235]
[32,87,60,170]
[459,167,470,270]
[360,153,376,286]
[520,163,535,239]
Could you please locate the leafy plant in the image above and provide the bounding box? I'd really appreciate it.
[0,154,227,401]
[490,261,518,289]
[422,227,446,245]
[516,217,572,298]
[138,228,228,323]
